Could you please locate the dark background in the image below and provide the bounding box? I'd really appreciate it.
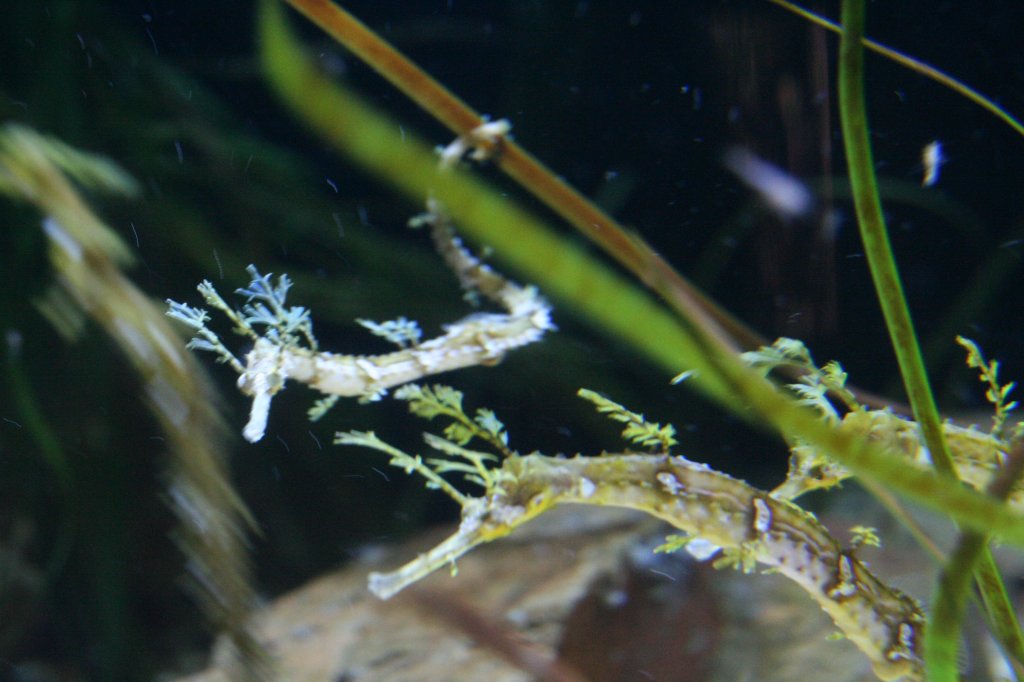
[1,1,1023,678]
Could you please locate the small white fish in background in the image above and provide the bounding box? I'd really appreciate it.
[723,147,813,220]
[921,140,944,187]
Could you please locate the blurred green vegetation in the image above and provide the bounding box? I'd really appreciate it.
[1,1,1023,679]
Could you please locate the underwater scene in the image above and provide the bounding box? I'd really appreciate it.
[2,1,1024,680]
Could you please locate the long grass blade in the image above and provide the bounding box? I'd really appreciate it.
[258,0,1024,550]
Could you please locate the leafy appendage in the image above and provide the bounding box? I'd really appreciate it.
[167,266,319,442]
[166,299,244,372]
[396,383,465,419]
[578,388,677,452]
[742,339,872,501]
[357,316,422,348]
[653,534,694,555]
[308,394,341,422]
[742,337,859,418]
[337,387,513,501]
[752,338,1023,507]
[850,525,882,550]
[334,430,468,505]
[713,542,764,574]
[395,384,512,456]
[234,266,317,349]
[654,534,722,561]
[168,266,316,355]
[958,336,1019,440]
[423,433,503,491]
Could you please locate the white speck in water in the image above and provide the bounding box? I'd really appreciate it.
[921,140,944,187]
[648,568,677,582]
[145,27,158,55]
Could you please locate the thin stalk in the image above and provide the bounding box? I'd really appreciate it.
[770,0,1024,140]
[929,444,1024,681]
[838,0,954,480]
[837,0,1024,675]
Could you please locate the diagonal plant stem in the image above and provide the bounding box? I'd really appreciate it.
[928,442,1024,682]
[837,0,953,481]
[274,0,930,424]
[263,0,1024,674]
[259,0,1024,551]
[837,0,1024,676]
[769,0,1024,140]
[276,0,926,426]
[280,0,753,354]
[258,4,1024,668]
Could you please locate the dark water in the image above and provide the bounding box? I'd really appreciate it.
[1,2,1022,679]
